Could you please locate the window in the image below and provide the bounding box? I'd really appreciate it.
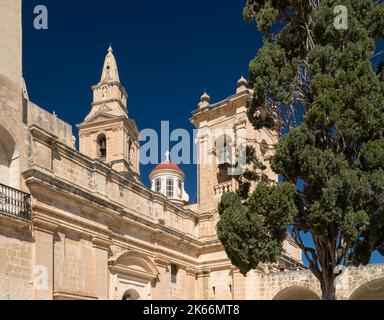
[218,164,232,184]
[171,264,178,284]
[260,139,269,156]
[155,178,161,193]
[97,134,107,159]
[128,139,133,162]
[216,135,232,165]
[166,178,174,198]
[177,179,182,199]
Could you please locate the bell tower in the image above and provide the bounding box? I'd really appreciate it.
[77,46,140,181]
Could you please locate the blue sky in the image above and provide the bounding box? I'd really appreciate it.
[22,1,383,264]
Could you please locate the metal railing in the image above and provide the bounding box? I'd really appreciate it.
[0,183,31,221]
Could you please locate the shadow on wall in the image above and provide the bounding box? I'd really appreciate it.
[273,286,321,301]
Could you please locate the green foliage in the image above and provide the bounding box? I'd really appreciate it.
[218,0,384,299]
[217,184,297,275]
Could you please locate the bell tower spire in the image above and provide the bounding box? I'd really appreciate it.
[77,46,140,182]
[84,46,129,122]
[100,45,120,83]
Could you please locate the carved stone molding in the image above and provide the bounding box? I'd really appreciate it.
[186,267,199,277]
[234,118,247,129]
[153,256,171,268]
[92,236,112,251]
[197,269,211,278]
[32,217,58,235]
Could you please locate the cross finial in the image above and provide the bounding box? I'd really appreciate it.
[165,151,170,162]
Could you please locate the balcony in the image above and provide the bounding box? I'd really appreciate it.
[0,183,31,221]
[214,181,233,196]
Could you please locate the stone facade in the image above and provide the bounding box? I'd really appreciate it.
[0,0,383,300]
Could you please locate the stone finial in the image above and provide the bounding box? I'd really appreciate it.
[198,91,211,109]
[236,75,249,94]
[165,150,170,162]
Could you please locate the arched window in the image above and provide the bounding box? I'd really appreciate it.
[128,138,133,162]
[155,178,162,193]
[177,179,183,199]
[97,134,107,159]
[215,134,233,183]
[0,126,20,189]
[166,178,174,198]
[215,134,232,165]
[260,139,269,157]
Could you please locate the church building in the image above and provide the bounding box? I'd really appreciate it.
[0,0,383,300]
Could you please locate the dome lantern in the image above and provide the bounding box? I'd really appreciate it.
[149,152,189,204]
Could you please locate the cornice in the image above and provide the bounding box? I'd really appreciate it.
[92,236,112,250]
[92,81,129,98]
[22,168,202,248]
[32,216,58,234]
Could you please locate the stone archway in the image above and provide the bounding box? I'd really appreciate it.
[109,250,159,300]
[0,125,20,189]
[349,278,384,300]
[273,286,321,300]
[122,289,141,301]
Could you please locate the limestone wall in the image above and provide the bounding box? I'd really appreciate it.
[0,74,31,192]
[29,127,198,238]
[28,102,74,148]
[0,218,33,300]
[0,0,22,87]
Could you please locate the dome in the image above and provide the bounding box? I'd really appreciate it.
[149,152,189,203]
[150,160,185,178]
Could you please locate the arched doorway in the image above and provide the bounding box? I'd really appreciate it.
[273,286,321,300]
[349,278,384,300]
[109,250,159,300]
[0,125,19,189]
[122,289,141,301]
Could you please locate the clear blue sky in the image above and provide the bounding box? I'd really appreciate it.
[22,0,383,264]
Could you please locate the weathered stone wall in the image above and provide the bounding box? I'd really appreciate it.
[0,217,33,300]
[252,264,384,300]
[0,74,31,192]
[28,102,74,148]
[0,0,22,87]
[53,231,95,297]
[29,128,198,238]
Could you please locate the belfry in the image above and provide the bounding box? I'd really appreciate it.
[77,46,140,180]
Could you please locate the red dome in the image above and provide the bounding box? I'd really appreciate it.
[150,161,185,177]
